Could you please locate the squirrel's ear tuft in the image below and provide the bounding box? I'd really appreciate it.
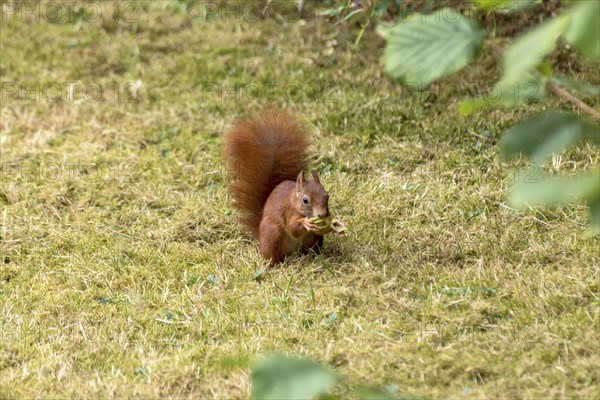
[311,170,320,184]
[296,170,305,191]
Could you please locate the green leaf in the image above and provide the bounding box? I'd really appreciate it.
[536,62,553,77]
[457,97,492,115]
[251,355,337,400]
[475,0,511,10]
[497,15,569,105]
[511,167,600,235]
[564,0,600,59]
[511,168,600,208]
[502,14,567,78]
[551,76,600,97]
[491,3,599,106]
[381,8,485,86]
[475,0,536,11]
[500,112,600,164]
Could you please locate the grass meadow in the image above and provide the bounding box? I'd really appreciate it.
[0,1,599,398]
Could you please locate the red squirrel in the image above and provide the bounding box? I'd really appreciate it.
[223,108,334,267]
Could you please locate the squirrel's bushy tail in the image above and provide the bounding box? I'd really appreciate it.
[223,108,310,237]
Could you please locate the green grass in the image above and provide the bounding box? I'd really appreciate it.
[1,1,599,398]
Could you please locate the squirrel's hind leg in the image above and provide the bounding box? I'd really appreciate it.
[259,222,288,267]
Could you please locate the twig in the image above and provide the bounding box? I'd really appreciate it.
[487,41,600,122]
[548,80,600,122]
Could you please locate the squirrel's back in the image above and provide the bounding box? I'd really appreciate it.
[223,108,310,237]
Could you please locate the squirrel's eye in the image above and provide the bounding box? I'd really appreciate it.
[302,196,309,204]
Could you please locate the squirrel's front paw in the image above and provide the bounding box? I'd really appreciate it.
[302,217,319,232]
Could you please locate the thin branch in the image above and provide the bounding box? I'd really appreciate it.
[487,41,600,122]
[548,80,600,122]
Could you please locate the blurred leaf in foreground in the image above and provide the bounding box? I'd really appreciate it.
[380,8,484,86]
[511,168,600,235]
[251,355,337,400]
[511,168,600,207]
[501,112,600,164]
[564,0,600,60]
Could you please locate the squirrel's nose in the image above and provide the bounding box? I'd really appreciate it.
[317,211,328,218]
